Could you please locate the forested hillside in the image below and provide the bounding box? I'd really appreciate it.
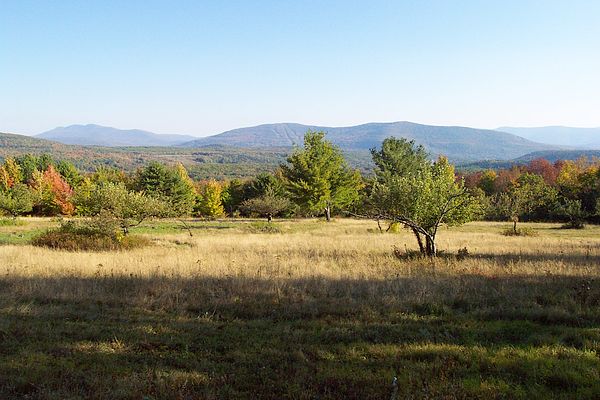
[0,132,288,179]
[181,121,561,161]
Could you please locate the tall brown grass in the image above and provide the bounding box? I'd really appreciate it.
[1,219,598,316]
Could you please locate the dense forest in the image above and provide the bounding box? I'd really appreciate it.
[2,132,600,254]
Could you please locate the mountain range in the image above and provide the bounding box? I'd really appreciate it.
[37,124,196,147]
[497,126,600,148]
[2,126,599,178]
[36,122,565,162]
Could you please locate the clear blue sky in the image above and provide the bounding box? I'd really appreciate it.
[2,0,599,136]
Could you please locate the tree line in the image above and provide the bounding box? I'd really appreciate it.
[2,131,597,256]
[461,157,600,230]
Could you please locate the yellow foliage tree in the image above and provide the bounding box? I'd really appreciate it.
[195,180,225,218]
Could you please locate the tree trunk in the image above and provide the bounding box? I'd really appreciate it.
[325,206,331,222]
[412,228,425,254]
[425,235,437,257]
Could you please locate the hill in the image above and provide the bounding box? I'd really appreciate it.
[181,121,561,161]
[498,126,600,148]
[513,149,600,163]
[37,124,196,147]
[0,132,287,179]
[458,149,600,171]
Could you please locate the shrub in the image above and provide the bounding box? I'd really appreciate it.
[32,219,150,251]
[501,226,538,237]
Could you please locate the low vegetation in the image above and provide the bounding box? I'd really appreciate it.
[31,219,150,251]
[0,219,598,398]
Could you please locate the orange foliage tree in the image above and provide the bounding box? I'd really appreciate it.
[31,165,75,215]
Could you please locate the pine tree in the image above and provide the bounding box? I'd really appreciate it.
[281,131,362,221]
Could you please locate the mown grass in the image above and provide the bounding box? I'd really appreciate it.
[0,219,599,399]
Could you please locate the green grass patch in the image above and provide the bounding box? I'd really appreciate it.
[0,218,26,227]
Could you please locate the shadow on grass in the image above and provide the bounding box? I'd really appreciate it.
[0,273,599,399]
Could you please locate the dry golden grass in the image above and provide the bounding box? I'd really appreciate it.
[3,219,599,276]
[0,218,599,399]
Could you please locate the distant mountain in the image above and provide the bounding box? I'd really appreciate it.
[458,149,600,171]
[497,126,600,148]
[513,149,600,163]
[37,124,196,147]
[181,121,563,161]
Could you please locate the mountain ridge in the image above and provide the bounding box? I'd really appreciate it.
[180,121,563,161]
[37,124,196,147]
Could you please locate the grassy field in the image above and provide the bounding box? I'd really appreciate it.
[0,218,599,399]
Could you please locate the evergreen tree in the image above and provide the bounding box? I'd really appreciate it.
[281,131,362,221]
[134,162,196,216]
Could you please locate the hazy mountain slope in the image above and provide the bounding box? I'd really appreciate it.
[458,149,600,171]
[0,131,289,179]
[37,124,196,146]
[498,126,600,148]
[513,149,600,163]
[182,121,561,161]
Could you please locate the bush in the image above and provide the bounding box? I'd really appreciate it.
[32,219,150,251]
[501,226,538,237]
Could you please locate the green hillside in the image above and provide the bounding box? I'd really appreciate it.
[0,132,288,180]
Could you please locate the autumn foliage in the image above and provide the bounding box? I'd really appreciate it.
[31,165,75,215]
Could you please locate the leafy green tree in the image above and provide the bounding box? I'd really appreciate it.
[195,180,225,218]
[370,155,481,256]
[573,167,600,215]
[222,179,245,216]
[245,172,286,198]
[370,137,429,183]
[367,137,431,232]
[553,198,587,229]
[240,188,292,221]
[56,160,83,187]
[0,183,33,218]
[494,173,558,234]
[134,162,196,216]
[478,170,497,196]
[75,182,167,234]
[91,166,127,185]
[15,154,39,183]
[281,131,362,221]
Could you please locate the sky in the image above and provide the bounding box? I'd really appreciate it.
[1,0,600,137]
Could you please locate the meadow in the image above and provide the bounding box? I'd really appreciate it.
[0,218,598,399]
